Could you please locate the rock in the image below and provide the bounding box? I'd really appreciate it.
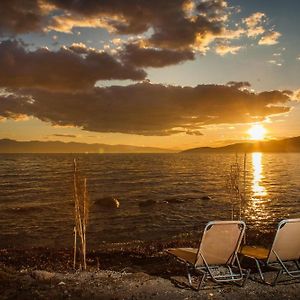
[200,195,212,200]
[94,197,120,209]
[31,270,55,281]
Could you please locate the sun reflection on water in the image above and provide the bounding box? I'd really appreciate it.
[252,152,267,198]
[246,152,271,225]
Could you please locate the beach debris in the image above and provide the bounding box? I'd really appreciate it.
[94,197,120,209]
[31,270,55,281]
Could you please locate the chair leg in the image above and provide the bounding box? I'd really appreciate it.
[240,268,250,287]
[253,258,266,283]
[186,265,193,287]
[186,266,207,290]
[251,258,283,285]
[272,269,282,286]
[196,273,207,291]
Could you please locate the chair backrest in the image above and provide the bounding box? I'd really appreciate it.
[195,220,245,267]
[267,218,300,263]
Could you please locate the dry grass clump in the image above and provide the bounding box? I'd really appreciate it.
[73,158,90,270]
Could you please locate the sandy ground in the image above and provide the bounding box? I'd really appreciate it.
[1,246,299,299]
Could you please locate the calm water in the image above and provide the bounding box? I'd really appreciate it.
[0,153,300,249]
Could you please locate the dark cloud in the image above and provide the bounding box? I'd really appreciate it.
[46,0,228,50]
[0,40,146,91]
[0,83,291,136]
[0,1,279,54]
[0,0,45,35]
[51,134,77,138]
[120,43,195,67]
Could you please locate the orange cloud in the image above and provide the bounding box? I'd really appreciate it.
[215,43,242,55]
[259,31,281,45]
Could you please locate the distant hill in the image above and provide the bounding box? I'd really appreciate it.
[0,139,175,154]
[182,136,300,153]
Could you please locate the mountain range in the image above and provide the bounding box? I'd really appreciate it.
[1,136,300,154]
[0,139,174,153]
[182,136,300,153]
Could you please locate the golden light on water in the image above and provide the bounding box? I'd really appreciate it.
[252,152,267,198]
[247,152,271,224]
[247,124,267,140]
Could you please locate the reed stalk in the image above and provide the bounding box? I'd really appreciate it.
[73,158,90,270]
[226,153,247,220]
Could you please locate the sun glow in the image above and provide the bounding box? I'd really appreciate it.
[247,124,267,140]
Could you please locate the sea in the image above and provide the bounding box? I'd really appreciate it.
[0,153,299,249]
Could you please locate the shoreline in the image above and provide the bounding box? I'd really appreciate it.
[1,244,300,299]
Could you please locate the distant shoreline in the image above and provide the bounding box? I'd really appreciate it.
[1,136,300,153]
[0,138,176,154]
[182,136,300,153]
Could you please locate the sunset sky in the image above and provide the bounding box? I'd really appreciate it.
[0,0,299,150]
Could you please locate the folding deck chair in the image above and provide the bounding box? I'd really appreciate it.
[166,220,250,290]
[240,218,300,285]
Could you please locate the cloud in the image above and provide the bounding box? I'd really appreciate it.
[45,0,234,52]
[243,12,266,37]
[186,130,203,136]
[0,83,291,136]
[120,43,195,68]
[47,14,117,33]
[0,0,46,35]
[247,26,265,38]
[259,31,281,45]
[51,134,77,138]
[243,12,282,46]
[268,60,282,67]
[244,12,265,28]
[226,81,251,89]
[0,40,146,91]
[0,1,282,59]
[215,43,242,55]
[68,42,95,54]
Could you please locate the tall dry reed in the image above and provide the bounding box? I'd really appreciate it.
[73,158,89,270]
[226,153,247,220]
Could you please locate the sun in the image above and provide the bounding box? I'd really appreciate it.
[247,124,267,140]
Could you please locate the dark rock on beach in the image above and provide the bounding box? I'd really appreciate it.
[93,197,120,209]
[200,195,212,200]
